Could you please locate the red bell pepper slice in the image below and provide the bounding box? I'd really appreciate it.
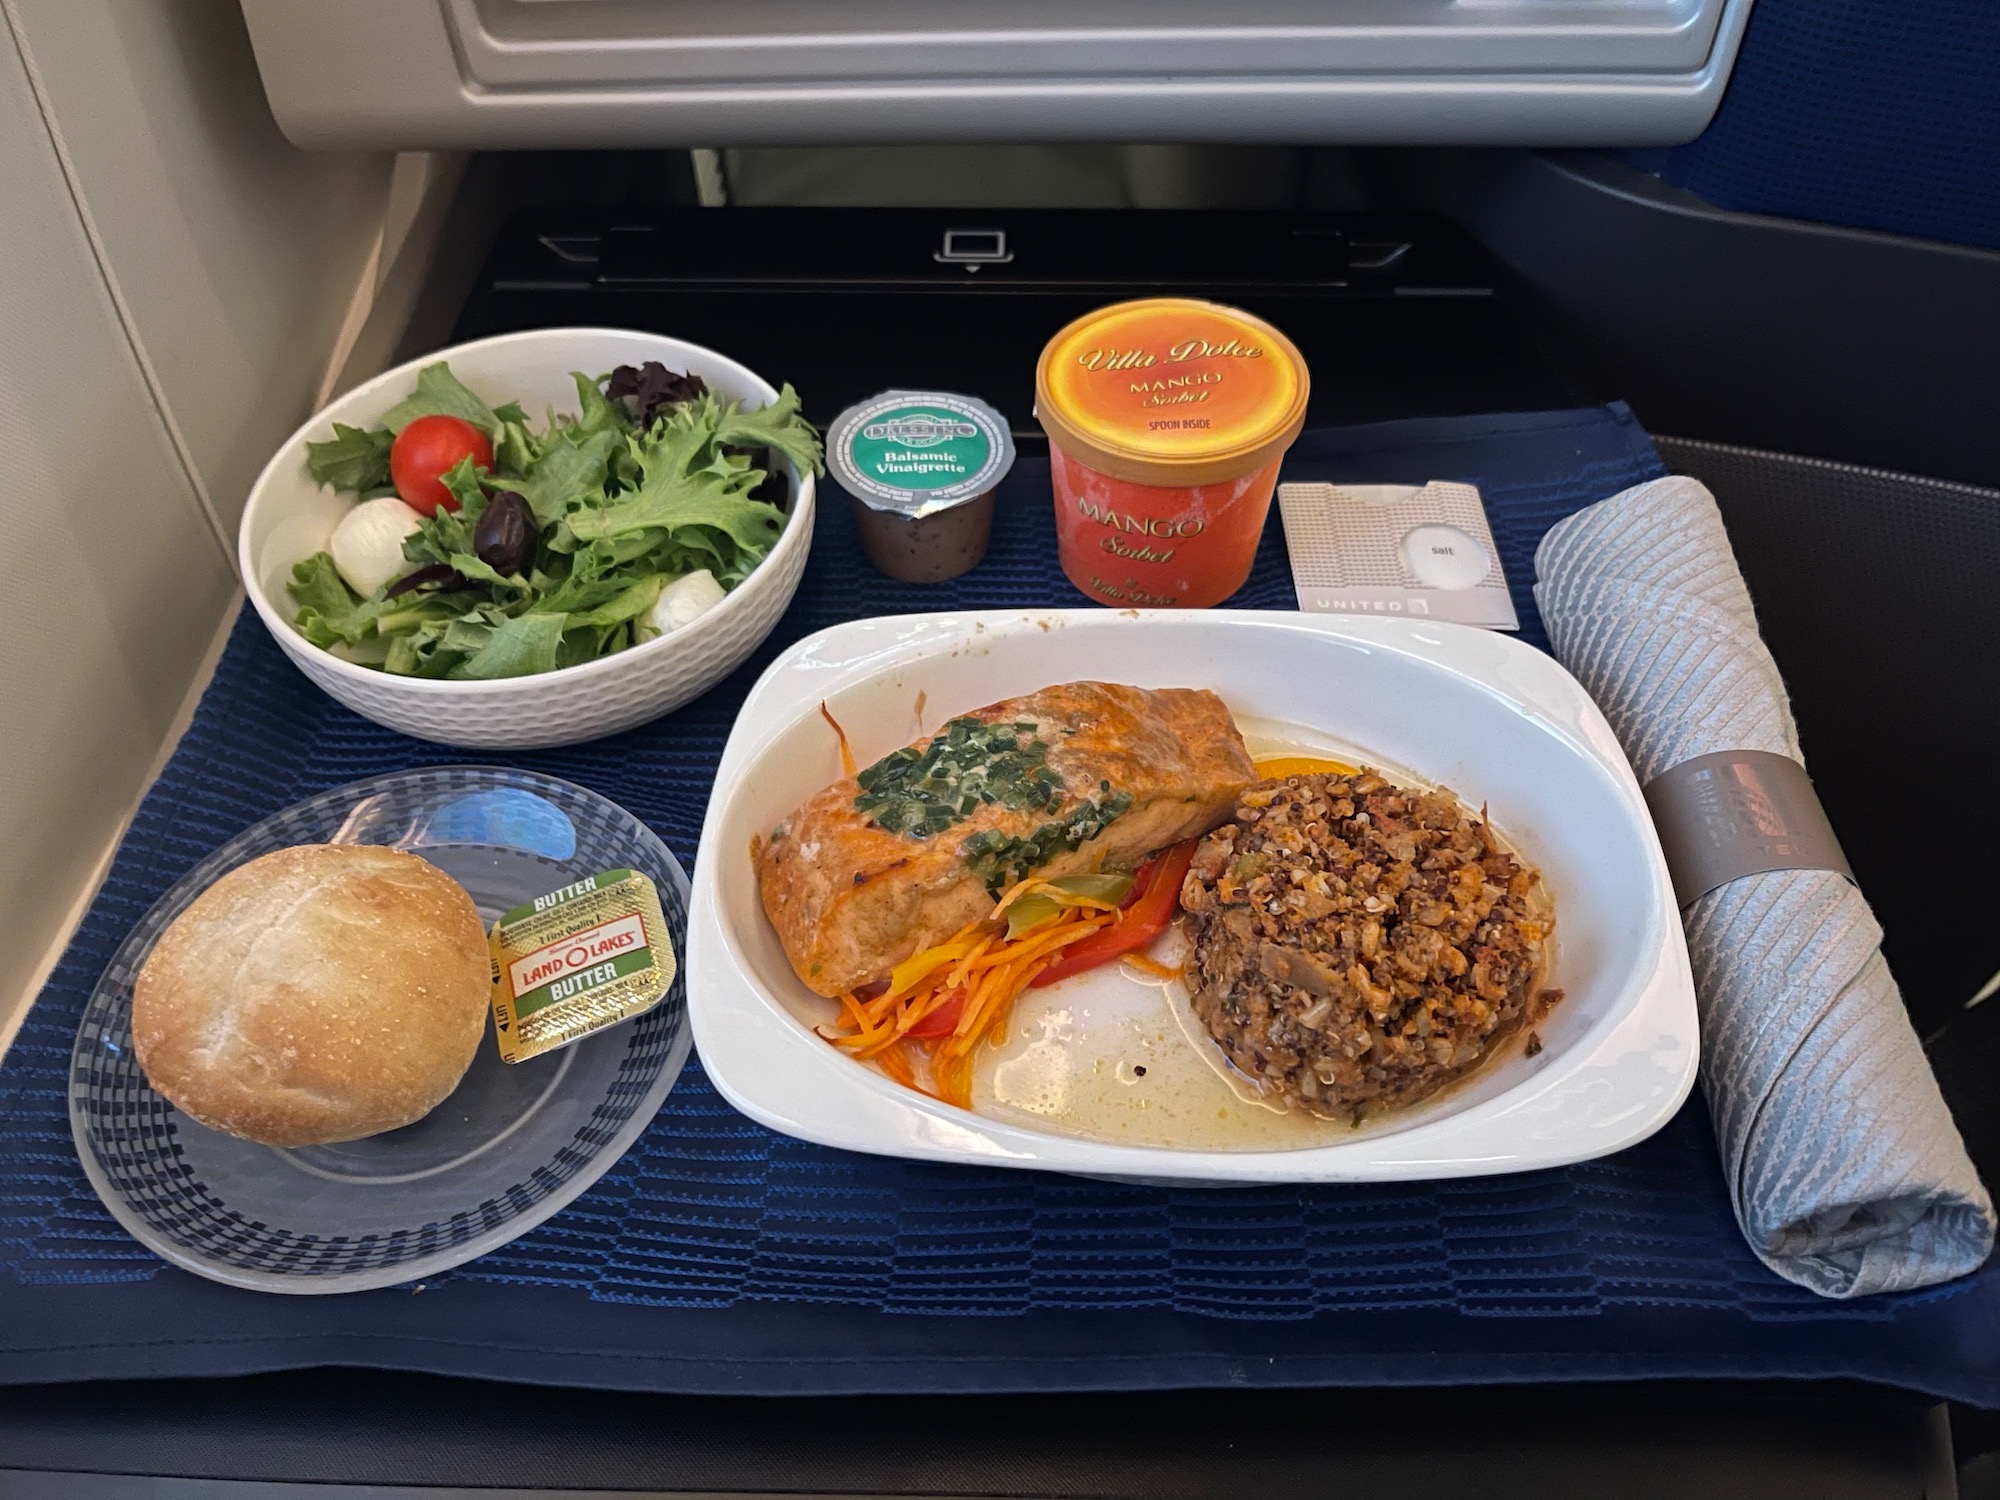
[905,988,967,1039]
[1029,838,1199,988]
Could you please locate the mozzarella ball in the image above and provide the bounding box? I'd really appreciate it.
[329,497,425,597]
[644,569,727,638]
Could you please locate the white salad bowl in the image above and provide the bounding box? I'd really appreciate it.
[238,327,816,749]
[688,609,1699,1185]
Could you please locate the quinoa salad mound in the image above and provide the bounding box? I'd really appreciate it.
[1180,769,1562,1120]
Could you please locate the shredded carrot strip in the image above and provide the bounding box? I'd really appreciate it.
[986,965,1048,1046]
[859,990,907,1025]
[957,937,1047,976]
[1122,953,1185,981]
[820,701,857,778]
[827,991,886,1048]
[990,879,1044,918]
[876,1045,916,1089]
[962,915,1112,973]
[932,1053,969,1110]
[992,872,1091,916]
[850,1026,916,1061]
[941,929,1001,989]
[949,965,1007,1042]
[818,893,1136,1111]
[1255,754,1359,779]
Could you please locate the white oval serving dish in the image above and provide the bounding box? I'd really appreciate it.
[687,609,1698,1184]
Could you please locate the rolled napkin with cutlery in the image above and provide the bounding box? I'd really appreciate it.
[1535,474,1995,1297]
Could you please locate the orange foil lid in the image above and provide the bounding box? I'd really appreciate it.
[1035,298,1310,487]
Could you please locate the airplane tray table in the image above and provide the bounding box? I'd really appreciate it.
[4,403,1999,1404]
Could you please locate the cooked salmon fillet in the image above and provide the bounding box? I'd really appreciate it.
[757,682,1255,997]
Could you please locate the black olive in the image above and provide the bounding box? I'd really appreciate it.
[474,490,537,577]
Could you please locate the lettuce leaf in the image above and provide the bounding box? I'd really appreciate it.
[379,363,498,435]
[565,370,632,440]
[451,613,565,679]
[566,402,786,559]
[558,574,667,628]
[509,428,618,525]
[714,383,824,477]
[383,624,463,678]
[400,460,488,571]
[445,552,533,597]
[493,418,539,477]
[304,424,393,491]
[287,552,369,647]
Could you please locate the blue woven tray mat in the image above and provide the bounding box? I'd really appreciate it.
[5,404,1997,1401]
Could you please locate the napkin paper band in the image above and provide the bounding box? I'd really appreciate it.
[1643,750,1855,909]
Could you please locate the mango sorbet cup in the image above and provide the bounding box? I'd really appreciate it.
[1035,298,1310,609]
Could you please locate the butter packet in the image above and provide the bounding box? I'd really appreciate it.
[488,868,675,1064]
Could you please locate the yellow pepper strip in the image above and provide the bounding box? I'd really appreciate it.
[1255,754,1358,779]
[885,932,980,1001]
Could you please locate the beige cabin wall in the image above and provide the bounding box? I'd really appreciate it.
[0,1,395,1045]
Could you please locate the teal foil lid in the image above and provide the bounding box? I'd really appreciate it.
[826,390,1016,518]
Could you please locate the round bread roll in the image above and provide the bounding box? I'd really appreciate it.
[132,843,491,1147]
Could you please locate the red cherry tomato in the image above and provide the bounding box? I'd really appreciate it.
[390,415,492,516]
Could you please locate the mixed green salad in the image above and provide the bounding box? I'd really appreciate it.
[288,360,823,679]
